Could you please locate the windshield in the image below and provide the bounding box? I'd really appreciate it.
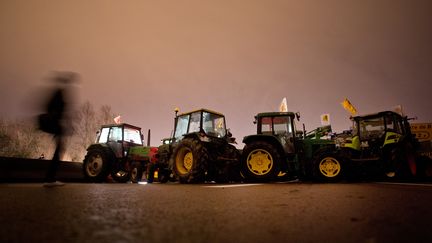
[260,116,293,135]
[124,127,142,145]
[356,117,385,140]
[203,111,226,138]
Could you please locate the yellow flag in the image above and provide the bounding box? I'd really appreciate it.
[320,114,330,126]
[341,98,357,115]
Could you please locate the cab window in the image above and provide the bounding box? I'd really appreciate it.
[98,127,110,143]
[188,112,201,133]
[174,115,190,140]
[109,126,123,142]
[260,117,272,134]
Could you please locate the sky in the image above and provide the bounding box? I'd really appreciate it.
[1,0,431,147]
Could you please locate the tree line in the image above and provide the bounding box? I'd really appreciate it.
[0,101,115,162]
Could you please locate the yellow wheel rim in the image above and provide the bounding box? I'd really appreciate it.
[247,149,273,176]
[175,147,193,175]
[183,152,193,171]
[319,157,341,177]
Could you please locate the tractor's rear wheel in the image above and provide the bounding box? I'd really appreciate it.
[385,142,417,180]
[171,138,208,183]
[83,148,112,182]
[241,141,281,181]
[313,152,344,182]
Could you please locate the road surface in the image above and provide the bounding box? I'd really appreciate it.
[1,182,432,243]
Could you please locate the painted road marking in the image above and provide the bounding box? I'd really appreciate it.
[375,182,432,187]
[202,184,263,188]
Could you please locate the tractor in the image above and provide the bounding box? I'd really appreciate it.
[332,111,418,180]
[241,111,335,182]
[156,108,240,183]
[83,123,158,183]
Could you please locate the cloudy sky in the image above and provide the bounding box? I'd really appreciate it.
[1,0,431,146]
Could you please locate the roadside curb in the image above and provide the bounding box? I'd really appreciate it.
[0,156,84,182]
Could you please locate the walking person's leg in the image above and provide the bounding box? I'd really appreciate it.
[44,135,65,187]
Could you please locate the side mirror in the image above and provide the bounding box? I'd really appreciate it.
[227,129,233,138]
[295,112,301,121]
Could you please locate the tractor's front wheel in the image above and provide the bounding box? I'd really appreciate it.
[313,152,344,182]
[130,162,143,183]
[241,141,281,181]
[83,148,112,182]
[171,138,208,183]
[111,170,130,183]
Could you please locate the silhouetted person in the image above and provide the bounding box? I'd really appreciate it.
[38,72,77,187]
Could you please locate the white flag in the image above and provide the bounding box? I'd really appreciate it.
[279,97,288,112]
[114,115,121,124]
[393,105,403,116]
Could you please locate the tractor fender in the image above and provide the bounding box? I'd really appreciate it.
[183,133,201,141]
[86,144,116,165]
[243,135,286,158]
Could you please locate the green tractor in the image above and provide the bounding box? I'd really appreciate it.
[156,108,240,183]
[241,112,335,182]
[335,111,418,179]
[83,123,158,183]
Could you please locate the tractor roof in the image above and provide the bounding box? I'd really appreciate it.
[177,108,224,117]
[100,123,142,131]
[256,112,296,118]
[352,111,405,121]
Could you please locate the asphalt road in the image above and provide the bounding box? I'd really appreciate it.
[1,182,432,243]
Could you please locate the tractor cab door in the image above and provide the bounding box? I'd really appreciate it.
[261,116,296,154]
[383,114,404,147]
[107,126,124,158]
[358,116,386,150]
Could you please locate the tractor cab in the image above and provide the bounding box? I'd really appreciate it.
[255,112,297,154]
[344,111,410,158]
[173,109,232,143]
[96,123,144,159]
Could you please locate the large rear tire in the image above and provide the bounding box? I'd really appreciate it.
[171,138,208,183]
[385,142,417,180]
[241,141,281,181]
[83,147,112,182]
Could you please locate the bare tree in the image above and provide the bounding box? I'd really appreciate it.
[0,118,53,158]
[67,101,116,162]
[0,101,116,161]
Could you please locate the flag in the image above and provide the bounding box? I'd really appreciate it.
[320,114,331,126]
[393,105,403,115]
[279,97,288,112]
[341,98,357,116]
[114,115,121,124]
